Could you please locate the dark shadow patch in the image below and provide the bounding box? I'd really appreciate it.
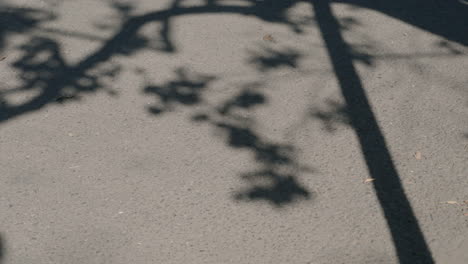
[216,121,311,206]
[55,94,80,104]
[211,85,311,206]
[248,47,301,72]
[336,0,468,46]
[218,90,266,115]
[0,6,55,51]
[144,68,216,115]
[235,170,310,206]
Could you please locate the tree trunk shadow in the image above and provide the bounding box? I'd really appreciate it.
[312,1,434,263]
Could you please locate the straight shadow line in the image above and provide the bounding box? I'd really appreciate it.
[311,1,434,263]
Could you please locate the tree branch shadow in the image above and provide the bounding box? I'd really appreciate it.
[0,0,313,123]
[0,0,465,252]
[0,6,55,51]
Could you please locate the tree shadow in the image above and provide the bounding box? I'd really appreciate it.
[0,35,121,121]
[0,0,313,123]
[248,47,301,72]
[0,0,315,206]
[0,6,55,51]
[0,0,465,260]
[311,0,448,263]
[144,70,312,206]
[216,120,311,206]
[143,68,216,115]
[4,0,462,126]
[335,0,468,46]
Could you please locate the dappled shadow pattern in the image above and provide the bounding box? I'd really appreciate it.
[2,0,464,122]
[199,87,311,206]
[238,169,310,205]
[144,68,216,114]
[0,0,314,206]
[0,6,55,51]
[248,47,301,72]
[218,90,266,115]
[0,0,465,261]
[0,0,312,123]
[0,0,314,208]
[146,72,311,206]
[216,120,311,206]
[0,0,464,257]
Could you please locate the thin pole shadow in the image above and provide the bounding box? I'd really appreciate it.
[311,0,434,263]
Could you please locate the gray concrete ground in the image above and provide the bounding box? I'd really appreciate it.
[0,0,467,263]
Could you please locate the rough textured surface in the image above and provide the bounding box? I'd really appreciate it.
[0,0,467,263]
